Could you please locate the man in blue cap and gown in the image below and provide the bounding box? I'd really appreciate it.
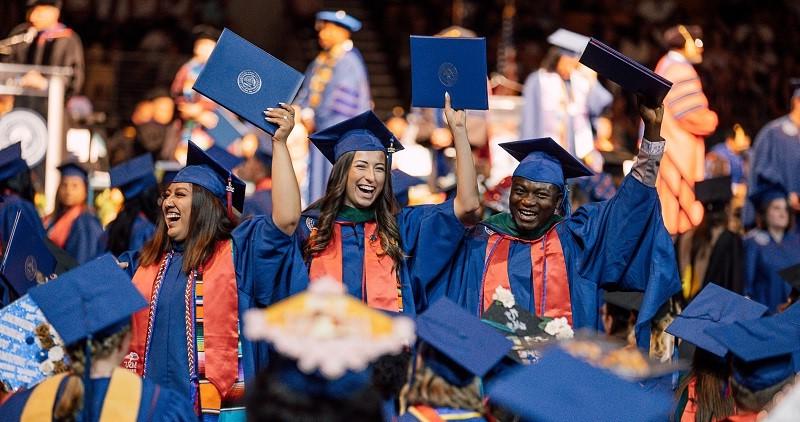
[296,10,371,203]
[435,97,680,349]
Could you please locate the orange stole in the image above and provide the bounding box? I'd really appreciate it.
[481,227,572,324]
[309,221,400,312]
[124,241,240,399]
[45,205,84,248]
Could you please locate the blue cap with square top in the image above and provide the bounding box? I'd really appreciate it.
[500,138,593,191]
[665,283,768,357]
[109,153,157,199]
[171,141,246,213]
[0,143,28,181]
[316,10,362,32]
[309,110,403,164]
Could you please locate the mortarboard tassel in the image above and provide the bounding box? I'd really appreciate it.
[386,139,396,169]
[226,173,234,220]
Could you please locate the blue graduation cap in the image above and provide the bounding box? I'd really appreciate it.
[155,160,183,186]
[316,10,362,32]
[409,35,489,110]
[665,283,768,357]
[547,28,590,56]
[205,145,245,171]
[749,181,787,210]
[57,161,88,183]
[500,138,593,191]
[192,28,304,135]
[27,254,147,345]
[487,349,673,421]
[705,314,800,391]
[206,110,247,149]
[391,169,424,207]
[172,141,246,213]
[109,153,157,199]
[416,298,513,386]
[309,110,403,164]
[0,143,28,181]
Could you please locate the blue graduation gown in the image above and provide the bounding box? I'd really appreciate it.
[437,176,680,348]
[242,188,272,217]
[117,215,306,401]
[744,115,800,226]
[296,200,464,315]
[47,210,104,265]
[0,375,195,421]
[0,193,45,244]
[296,47,371,203]
[743,229,800,312]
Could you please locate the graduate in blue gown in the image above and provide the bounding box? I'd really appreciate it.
[436,98,680,348]
[102,153,159,255]
[294,95,480,315]
[0,255,195,421]
[241,147,273,217]
[44,163,103,264]
[296,10,372,203]
[744,80,800,228]
[744,184,800,312]
[0,143,46,244]
[117,104,303,420]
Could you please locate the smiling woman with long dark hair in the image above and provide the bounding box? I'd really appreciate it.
[293,93,480,315]
[116,103,303,420]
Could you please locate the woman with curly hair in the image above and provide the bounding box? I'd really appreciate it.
[0,255,194,421]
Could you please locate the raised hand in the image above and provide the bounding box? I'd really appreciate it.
[637,94,664,141]
[443,92,467,134]
[264,102,296,143]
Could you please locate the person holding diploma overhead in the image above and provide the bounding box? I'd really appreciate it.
[296,10,371,203]
[44,162,103,264]
[117,103,303,420]
[292,93,480,315]
[435,94,679,348]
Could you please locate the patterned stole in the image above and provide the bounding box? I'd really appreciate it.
[309,221,402,312]
[480,227,572,324]
[124,241,242,418]
[45,205,84,248]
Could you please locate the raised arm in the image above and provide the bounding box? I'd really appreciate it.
[443,93,481,225]
[632,95,666,187]
[264,103,301,235]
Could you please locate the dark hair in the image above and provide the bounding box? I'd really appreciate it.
[604,303,634,341]
[140,184,236,273]
[302,151,404,273]
[540,46,563,72]
[691,204,729,263]
[755,197,794,233]
[105,185,160,255]
[730,375,792,413]
[246,364,384,422]
[675,348,735,422]
[0,170,35,202]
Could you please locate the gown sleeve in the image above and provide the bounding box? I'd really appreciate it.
[64,211,104,264]
[397,199,466,311]
[559,175,681,348]
[232,215,309,307]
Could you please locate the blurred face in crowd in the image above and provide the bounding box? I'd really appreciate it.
[237,156,268,184]
[58,175,87,208]
[29,5,60,31]
[765,198,790,232]
[193,38,216,63]
[131,100,153,125]
[555,55,579,80]
[317,21,350,50]
[344,151,386,209]
[162,182,193,242]
[151,96,174,125]
[509,177,563,232]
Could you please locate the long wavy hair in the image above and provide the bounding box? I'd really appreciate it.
[139,184,236,273]
[302,151,404,274]
[399,345,485,415]
[675,348,735,422]
[105,185,160,255]
[54,325,132,421]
